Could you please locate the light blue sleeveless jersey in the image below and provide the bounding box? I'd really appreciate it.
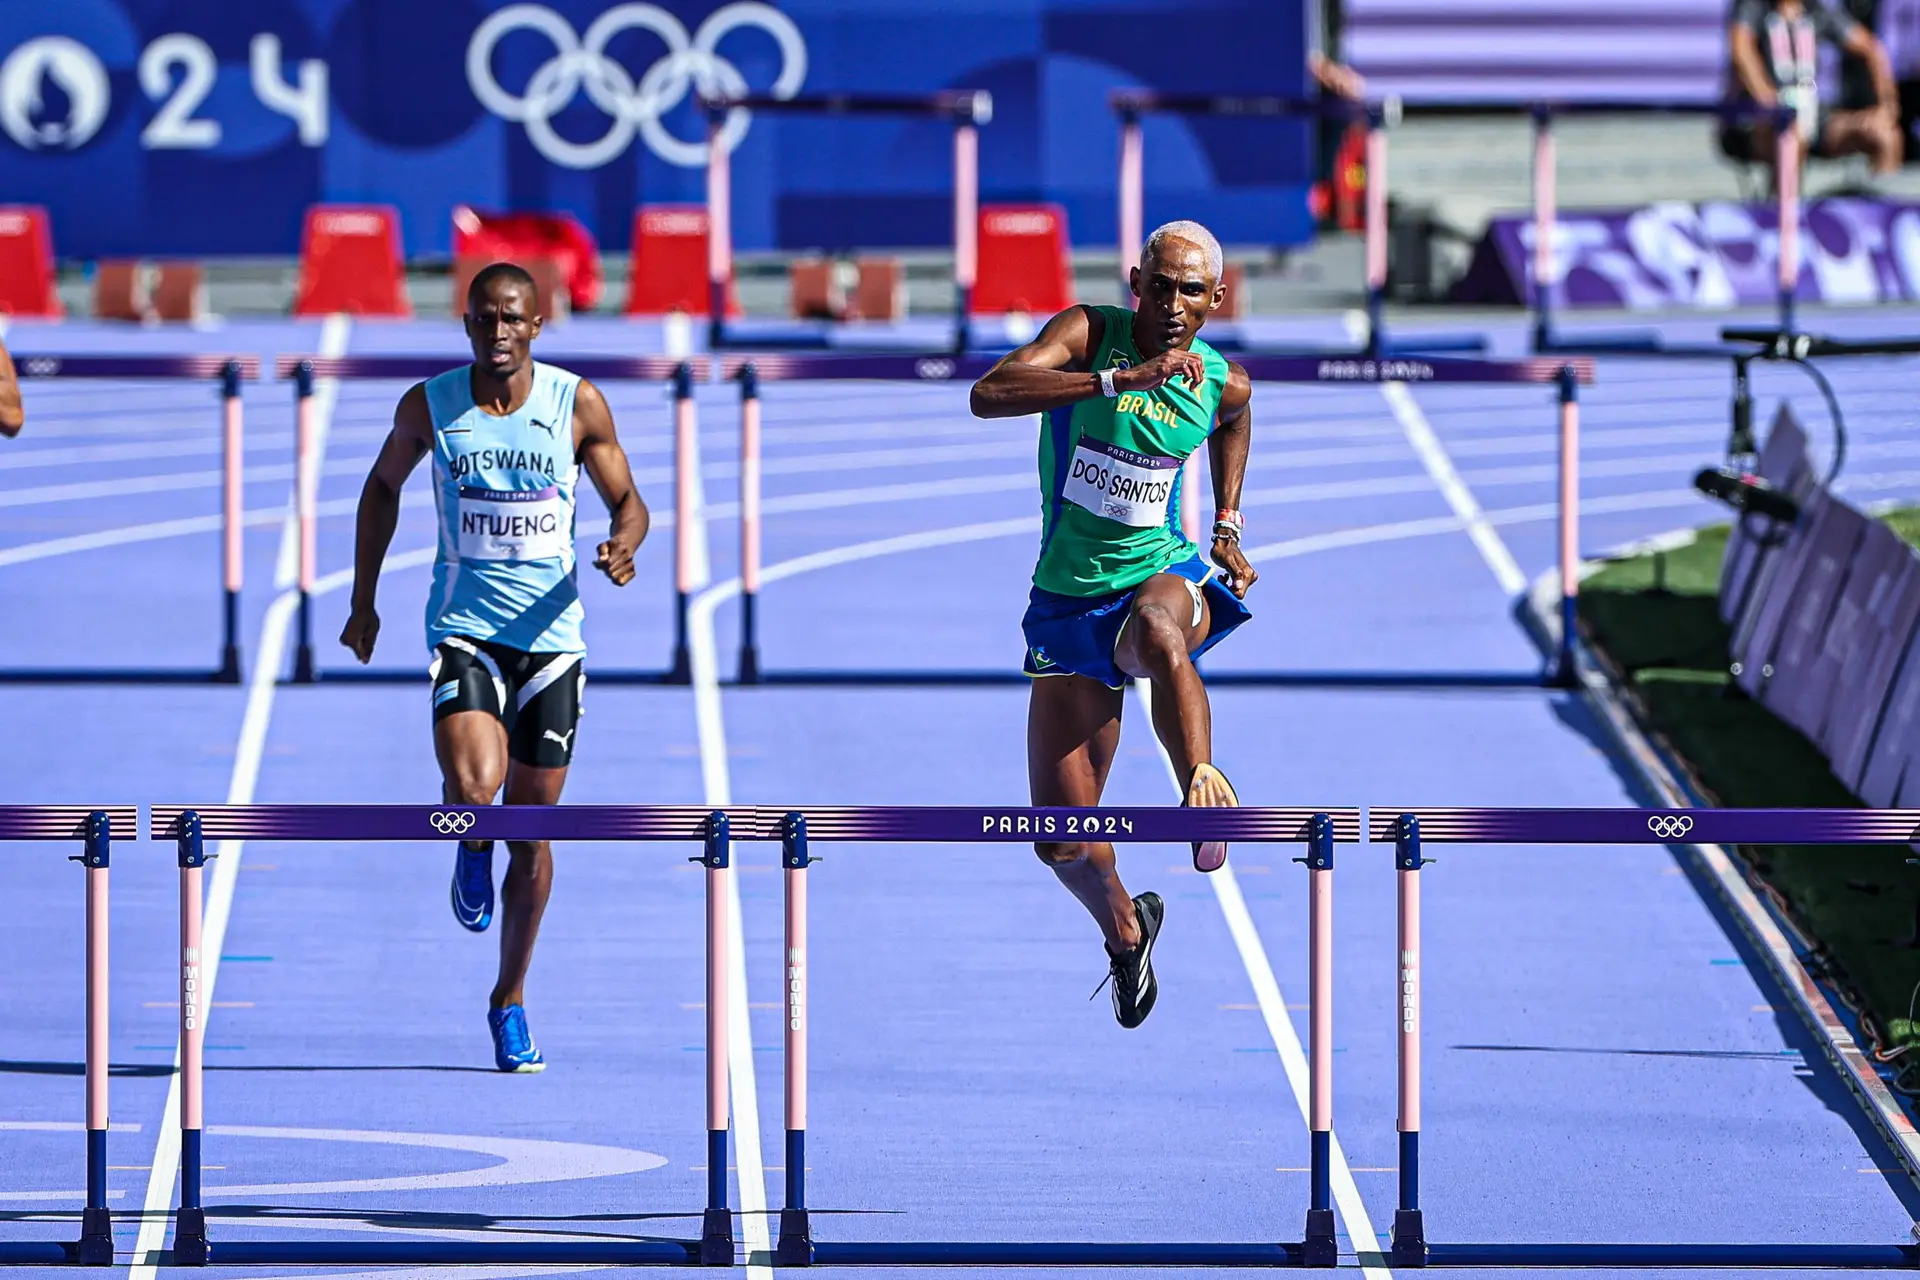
[425,362,584,654]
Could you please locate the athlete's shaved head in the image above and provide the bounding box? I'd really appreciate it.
[468,261,540,313]
[1141,221,1224,286]
[1130,220,1226,355]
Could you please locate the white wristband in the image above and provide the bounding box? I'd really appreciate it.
[1098,367,1118,398]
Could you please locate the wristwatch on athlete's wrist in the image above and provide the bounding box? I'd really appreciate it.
[1097,367,1119,398]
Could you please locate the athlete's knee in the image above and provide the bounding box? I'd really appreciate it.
[1131,602,1191,672]
[446,774,500,808]
[1035,840,1091,866]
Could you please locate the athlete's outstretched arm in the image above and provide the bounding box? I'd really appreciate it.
[970,305,1209,418]
[1207,364,1258,597]
[0,339,22,437]
[341,384,433,663]
[574,379,649,587]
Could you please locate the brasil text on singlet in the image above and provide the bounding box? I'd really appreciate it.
[1033,304,1230,596]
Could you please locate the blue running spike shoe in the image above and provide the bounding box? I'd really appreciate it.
[488,1004,546,1073]
[451,840,495,932]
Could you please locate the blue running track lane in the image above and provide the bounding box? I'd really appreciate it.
[6,308,1920,1277]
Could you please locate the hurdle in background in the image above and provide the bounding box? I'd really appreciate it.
[1379,806,1920,1269]
[270,354,703,685]
[1517,102,1803,357]
[703,92,991,355]
[770,806,1357,1267]
[0,356,259,685]
[0,806,138,1266]
[718,351,1594,689]
[150,802,760,1266]
[1110,92,1486,361]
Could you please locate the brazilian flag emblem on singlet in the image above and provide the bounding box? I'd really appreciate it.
[1032,305,1229,597]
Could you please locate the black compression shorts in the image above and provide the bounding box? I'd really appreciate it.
[429,637,585,768]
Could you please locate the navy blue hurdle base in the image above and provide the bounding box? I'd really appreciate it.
[1418,1243,1920,1268]
[195,1241,702,1265]
[806,1241,1313,1266]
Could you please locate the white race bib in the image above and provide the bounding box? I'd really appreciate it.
[1062,437,1183,528]
[457,485,569,561]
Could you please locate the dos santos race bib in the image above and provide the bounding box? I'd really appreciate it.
[456,485,569,561]
[1061,437,1183,528]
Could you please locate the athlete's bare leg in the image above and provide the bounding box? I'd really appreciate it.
[1028,675,1140,949]
[434,712,564,1010]
[1114,574,1226,795]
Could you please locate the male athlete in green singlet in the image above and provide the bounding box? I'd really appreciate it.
[970,220,1257,1029]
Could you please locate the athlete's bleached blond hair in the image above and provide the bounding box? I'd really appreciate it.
[1141,220,1224,284]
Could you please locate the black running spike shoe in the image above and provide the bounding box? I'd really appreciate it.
[1102,891,1164,1029]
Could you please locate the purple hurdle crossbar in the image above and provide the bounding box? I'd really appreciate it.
[149,804,743,1267]
[702,92,991,355]
[777,807,1355,1267]
[0,357,256,685]
[1379,807,1920,1269]
[0,806,134,1266]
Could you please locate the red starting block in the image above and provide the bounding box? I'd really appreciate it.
[626,206,737,316]
[293,205,410,317]
[973,204,1072,316]
[0,206,62,318]
[453,207,602,312]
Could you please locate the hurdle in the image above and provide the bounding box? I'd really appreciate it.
[150,803,759,1266]
[1510,102,1804,357]
[1379,806,1920,1269]
[703,92,991,355]
[720,351,1594,689]
[270,354,704,685]
[0,806,137,1266]
[759,805,1358,1266]
[1110,92,1486,360]
[0,356,260,685]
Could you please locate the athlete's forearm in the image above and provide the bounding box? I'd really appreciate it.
[969,364,1104,418]
[1208,415,1251,512]
[349,473,402,611]
[608,489,649,550]
[0,345,22,437]
[1870,44,1900,113]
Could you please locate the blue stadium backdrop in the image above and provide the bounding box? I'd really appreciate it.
[0,0,1313,259]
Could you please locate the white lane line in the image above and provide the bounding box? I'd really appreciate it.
[1133,681,1392,1276]
[1341,312,1526,596]
[130,317,353,1275]
[1381,381,1526,595]
[686,481,771,1276]
[277,314,351,588]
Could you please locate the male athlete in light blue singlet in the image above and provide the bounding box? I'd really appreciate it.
[340,263,649,1072]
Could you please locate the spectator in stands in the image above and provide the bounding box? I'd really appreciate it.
[1723,0,1904,177]
[0,337,21,437]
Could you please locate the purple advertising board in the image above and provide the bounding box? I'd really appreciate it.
[1461,198,1920,310]
[1733,489,1833,700]
[1829,537,1920,790]
[1760,500,1870,739]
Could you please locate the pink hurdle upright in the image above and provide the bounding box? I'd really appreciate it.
[0,806,134,1267]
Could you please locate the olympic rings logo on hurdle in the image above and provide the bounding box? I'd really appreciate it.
[466,2,808,170]
[1646,814,1695,839]
[20,358,61,377]
[430,810,479,835]
[914,358,955,380]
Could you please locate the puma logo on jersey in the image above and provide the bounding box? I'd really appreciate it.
[531,418,556,436]
[542,728,576,751]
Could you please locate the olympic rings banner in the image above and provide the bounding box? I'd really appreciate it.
[0,0,1312,259]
